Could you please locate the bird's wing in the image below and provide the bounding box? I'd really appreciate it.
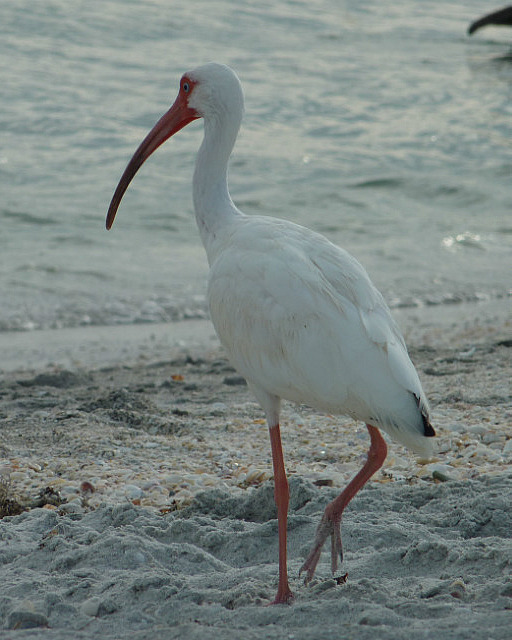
[304,227,424,394]
[207,217,431,452]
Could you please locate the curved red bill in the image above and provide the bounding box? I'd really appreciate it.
[106,94,199,230]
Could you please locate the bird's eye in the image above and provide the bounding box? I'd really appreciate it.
[183,81,190,93]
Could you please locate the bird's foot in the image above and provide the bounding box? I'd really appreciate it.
[299,511,343,584]
[268,584,294,605]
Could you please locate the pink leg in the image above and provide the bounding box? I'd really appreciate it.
[300,424,388,583]
[268,423,294,604]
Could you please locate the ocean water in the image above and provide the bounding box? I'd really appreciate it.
[1,0,511,335]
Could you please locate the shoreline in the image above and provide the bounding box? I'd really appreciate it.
[0,295,510,374]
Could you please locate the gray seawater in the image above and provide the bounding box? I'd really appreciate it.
[2,0,511,333]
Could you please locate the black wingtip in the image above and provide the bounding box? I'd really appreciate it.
[414,393,436,437]
[422,414,436,438]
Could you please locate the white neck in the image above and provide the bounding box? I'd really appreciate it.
[192,113,242,259]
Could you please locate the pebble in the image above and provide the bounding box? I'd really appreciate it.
[124,484,144,500]
[503,440,512,455]
[426,463,455,477]
[10,471,26,481]
[80,597,101,617]
[209,402,228,414]
[141,480,161,491]
[467,425,488,437]
[482,433,503,445]
[289,413,305,426]
[59,499,83,514]
[444,423,465,434]
[424,462,456,482]
[458,347,476,358]
[60,486,79,497]
[432,470,452,482]
[7,610,49,629]
[162,474,185,486]
[131,551,148,566]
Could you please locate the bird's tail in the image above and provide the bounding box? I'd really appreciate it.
[376,393,435,459]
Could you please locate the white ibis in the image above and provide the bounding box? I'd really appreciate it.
[106,63,435,605]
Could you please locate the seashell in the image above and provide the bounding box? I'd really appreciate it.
[124,484,143,500]
[449,578,466,599]
[80,481,95,494]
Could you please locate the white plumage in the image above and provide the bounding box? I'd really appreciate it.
[107,62,435,604]
[207,215,431,457]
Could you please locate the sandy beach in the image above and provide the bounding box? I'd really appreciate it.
[0,305,511,639]
[2,0,512,636]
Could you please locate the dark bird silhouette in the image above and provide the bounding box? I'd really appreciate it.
[468,5,512,35]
